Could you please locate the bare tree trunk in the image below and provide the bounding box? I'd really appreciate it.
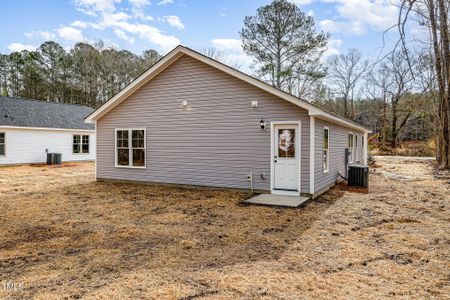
[428,0,449,168]
[437,0,450,168]
[391,100,398,148]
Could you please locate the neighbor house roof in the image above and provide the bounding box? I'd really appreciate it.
[0,96,95,131]
[85,45,370,133]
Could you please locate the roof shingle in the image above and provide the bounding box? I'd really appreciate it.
[0,97,95,130]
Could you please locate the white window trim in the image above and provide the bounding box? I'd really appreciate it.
[323,127,329,173]
[0,132,5,157]
[115,128,147,169]
[348,132,354,164]
[72,134,90,155]
[354,134,358,162]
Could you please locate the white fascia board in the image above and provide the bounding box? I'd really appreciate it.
[0,126,95,132]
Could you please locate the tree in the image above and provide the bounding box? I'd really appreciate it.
[397,0,450,168]
[38,41,66,101]
[382,50,418,148]
[365,60,394,142]
[240,0,328,95]
[327,48,369,119]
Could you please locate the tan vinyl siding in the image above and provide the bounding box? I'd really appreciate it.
[314,119,364,192]
[96,54,311,192]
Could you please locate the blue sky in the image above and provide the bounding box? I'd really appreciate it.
[0,0,411,70]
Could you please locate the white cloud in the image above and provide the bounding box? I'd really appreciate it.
[129,0,153,20]
[307,9,314,17]
[110,22,180,50]
[100,12,130,27]
[290,0,312,5]
[320,19,366,35]
[320,0,398,35]
[25,31,56,40]
[71,20,89,28]
[22,0,180,53]
[129,0,149,6]
[8,43,36,52]
[58,26,84,42]
[74,0,121,16]
[158,0,173,5]
[163,15,185,30]
[114,29,135,43]
[321,38,343,62]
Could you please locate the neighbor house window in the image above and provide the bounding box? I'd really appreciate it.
[348,133,354,163]
[323,127,329,173]
[73,135,89,154]
[354,135,359,162]
[116,129,146,168]
[0,133,5,156]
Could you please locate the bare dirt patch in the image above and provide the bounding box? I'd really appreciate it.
[0,158,448,299]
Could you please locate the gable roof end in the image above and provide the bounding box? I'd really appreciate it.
[85,45,370,133]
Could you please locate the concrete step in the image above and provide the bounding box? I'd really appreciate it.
[243,194,310,208]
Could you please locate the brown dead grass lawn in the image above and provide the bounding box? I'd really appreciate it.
[0,158,449,299]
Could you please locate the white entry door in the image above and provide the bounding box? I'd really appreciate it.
[273,124,299,191]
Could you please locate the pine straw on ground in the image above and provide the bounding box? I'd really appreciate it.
[0,158,448,299]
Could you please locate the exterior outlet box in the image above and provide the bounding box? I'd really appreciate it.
[246,173,252,181]
[251,100,258,108]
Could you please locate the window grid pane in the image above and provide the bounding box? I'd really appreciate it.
[117,130,130,166]
[73,135,81,153]
[131,130,145,166]
[0,144,4,156]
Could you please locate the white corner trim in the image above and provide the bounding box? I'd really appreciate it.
[310,116,315,194]
[363,132,368,165]
[270,122,274,192]
[85,45,370,134]
[94,120,97,179]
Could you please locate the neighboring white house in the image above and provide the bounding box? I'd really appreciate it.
[0,96,96,165]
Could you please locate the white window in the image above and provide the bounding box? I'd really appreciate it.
[354,135,358,162]
[0,132,5,156]
[323,127,329,173]
[115,129,146,168]
[348,133,354,163]
[73,134,90,154]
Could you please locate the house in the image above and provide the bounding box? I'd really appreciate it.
[0,97,96,165]
[85,45,369,198]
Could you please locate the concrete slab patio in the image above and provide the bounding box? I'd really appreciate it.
[244,194,310,208]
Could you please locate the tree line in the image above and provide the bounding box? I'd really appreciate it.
[0,41,161,107]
